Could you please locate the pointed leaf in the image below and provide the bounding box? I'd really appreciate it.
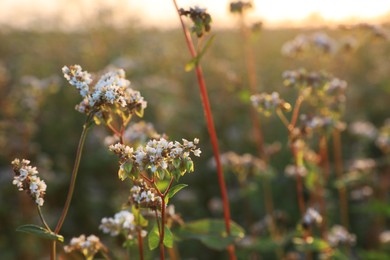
[163,226,173,248]
[185,35,216,71]
[16,224,64,242]
[148,224,160,250]
[166,184,188,200]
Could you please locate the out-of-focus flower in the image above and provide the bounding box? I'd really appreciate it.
[302,208,322,228]
[229,1,253,14]
[285,164,307,177]
[348,158,376,172]
[219,151,268,183]
[104,121,161,146]
[349,121,378,139]
[99,210,147,240]
[11,158,46,206]
[64,234,107,259]
[350,186,373,201]
[376,119,390,153]
[327,225,356,246]
[110,138,201,181]
[379,230,390,244]
[250,92,291,116]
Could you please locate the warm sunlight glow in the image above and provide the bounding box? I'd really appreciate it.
[1,0,390,28]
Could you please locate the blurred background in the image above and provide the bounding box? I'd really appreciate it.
[1,0,390,259]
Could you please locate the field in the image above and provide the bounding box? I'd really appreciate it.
[1,8,390,260]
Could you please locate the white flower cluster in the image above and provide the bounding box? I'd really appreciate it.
[349,121,378,139]
[99,210,146,239]
[64,234,106,258]
[62,65,92,97]
[284,164,307,177]
[11,158,47,206]
[327,225,356,247]
[300,114,346,132]
[302,208,323,228]
[62,65,147,115]
[250,92,290,116]
[110,137,201,178]
[281,32,337,57]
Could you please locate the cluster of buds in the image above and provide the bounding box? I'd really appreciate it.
[179,7,211,37]
[62,65,147,117]
[129,179,162,209]
[326,225,356,247]
[64,234,107,259]
[302,208,323,229]
[250,92,291,116]
[99,210,147,239]
[229,1,253,14]
[281,32,337,57]
[335,158,376,189]
[109,137,201,181]
[219,151,268,183]
[376,119,390,153]
[11,158,47,207]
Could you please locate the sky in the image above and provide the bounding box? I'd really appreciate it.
[1,0,389,29]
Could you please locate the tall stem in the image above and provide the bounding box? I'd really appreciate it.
[159,198,166,260]
[51,115,93,259]
[37,206,51,232]
[137,229,144,260]
[332,129,349,229]
[172,1,235,259]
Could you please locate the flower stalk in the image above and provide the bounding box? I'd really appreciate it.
[172,1,235,259]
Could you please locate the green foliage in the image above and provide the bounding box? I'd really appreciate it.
[176,219,245,250]
[16,225,64,242]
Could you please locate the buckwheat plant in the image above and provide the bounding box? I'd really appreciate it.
[109,137,201,259]
[10,65,148,259]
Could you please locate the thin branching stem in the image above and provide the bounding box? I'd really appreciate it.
[172,1,235,258]
[51,113,93,259]
[37,206,51,231]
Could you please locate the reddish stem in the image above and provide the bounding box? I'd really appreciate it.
[172,1,235,259]
[137,229,144,260]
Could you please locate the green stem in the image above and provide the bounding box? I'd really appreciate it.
[172,1,235,259]
[51,114,93,259]
[37,206,51,232]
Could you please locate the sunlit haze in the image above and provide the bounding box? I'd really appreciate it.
[1,0,390,29]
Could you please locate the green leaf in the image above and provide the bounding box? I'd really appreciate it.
[185,160,194,173]
[175,219,245,250]
[147,224,174,250]
[16,224,64,242]
[185,35,216,71]
[148,224,160,250]
[118,168,126,181]
[163,226,173,248]
[166,184,188,200]
[122,161,133,174]
[132,206,148,227]
[171,168,181,182]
